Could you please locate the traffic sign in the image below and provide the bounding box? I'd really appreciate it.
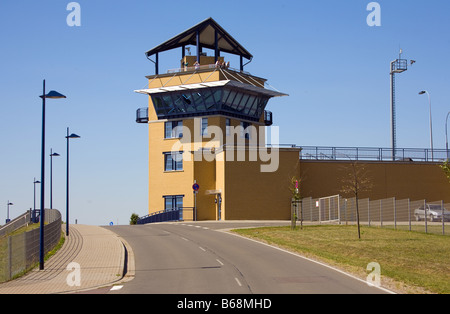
[192,183,200,191]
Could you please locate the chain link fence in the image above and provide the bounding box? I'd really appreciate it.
[296,196,449,235]
[0,209,62,283]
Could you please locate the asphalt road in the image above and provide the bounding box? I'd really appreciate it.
[106,221,392,294]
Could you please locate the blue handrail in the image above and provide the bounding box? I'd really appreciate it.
[137,209,180,225]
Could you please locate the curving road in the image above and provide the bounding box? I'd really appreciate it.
[106,221,392,294]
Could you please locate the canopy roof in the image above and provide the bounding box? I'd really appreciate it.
[145,17,253,61]
[135,80,287,98]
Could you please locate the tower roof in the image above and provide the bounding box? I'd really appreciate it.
[145,17,253,61]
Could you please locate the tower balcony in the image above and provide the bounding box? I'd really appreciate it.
[264,110,273,126]
[136,107,149,123]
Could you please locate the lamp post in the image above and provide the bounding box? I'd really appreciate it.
[50,149,60,209]
[419,91,434,161]
[39,79,66,270]
[33,178,40,223]
[446,111,450,160]
[6,201,13,223]
[66,127,80,236]
[390,50,414,160]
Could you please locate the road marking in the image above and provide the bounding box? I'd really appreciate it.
[181,237,189,241]
[202,227,209,230]
[110,285,123,291]
[225,230,396,294]
[234,277,242,287]
[216,259,224,266]
[199,246,206,252]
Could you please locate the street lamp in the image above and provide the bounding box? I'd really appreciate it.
[390,50,414,160]
[66,127,80,236]
[49,149,60,209]
[446,111,450,160]
[33,178,41,223]
[6,201,13,223]
[419,91,434,161]
[39,79,66,270]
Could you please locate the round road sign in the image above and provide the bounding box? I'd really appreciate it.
[192,183,200,191]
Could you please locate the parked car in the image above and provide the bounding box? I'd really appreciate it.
[414,204,450,222]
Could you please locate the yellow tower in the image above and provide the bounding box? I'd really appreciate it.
[135,18,300,222]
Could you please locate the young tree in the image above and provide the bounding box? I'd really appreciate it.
[440,159,450,184]
[289,176,302,230]
[129,213,139,225]
[340,161,373,239]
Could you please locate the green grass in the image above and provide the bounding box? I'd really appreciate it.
[233,225,450,294]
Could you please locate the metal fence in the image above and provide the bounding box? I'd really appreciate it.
[298,146,449,162]
[0,211,31,238]
[0,209,62,283]
[296,196,450,235]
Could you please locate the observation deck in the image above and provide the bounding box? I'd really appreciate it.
[135,18,286,124]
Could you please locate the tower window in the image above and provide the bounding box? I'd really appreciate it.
[165,120,183,139]
[164,152,183,171]
[240,121,251,140]
[164,195,184,212]
[201,118,208,136]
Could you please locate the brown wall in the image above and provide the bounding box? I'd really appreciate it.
[300,160,450,203]
[224,149,301,220]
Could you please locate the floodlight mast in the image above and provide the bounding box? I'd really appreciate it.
[390,50,415,161]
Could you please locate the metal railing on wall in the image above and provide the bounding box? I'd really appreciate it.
[298,146,449,162]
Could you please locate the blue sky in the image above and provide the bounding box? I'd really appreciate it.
[1,0,449,225]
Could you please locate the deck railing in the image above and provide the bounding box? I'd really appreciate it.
[271,145,448,162]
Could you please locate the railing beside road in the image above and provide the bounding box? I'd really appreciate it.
[0,209,61,283]
[137,207,195,225]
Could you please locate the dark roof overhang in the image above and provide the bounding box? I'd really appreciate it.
[145,17,253,63]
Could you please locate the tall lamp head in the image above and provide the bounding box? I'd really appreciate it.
[40,90,67,99]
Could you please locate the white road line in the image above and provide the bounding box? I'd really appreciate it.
[181,237,189,241]
[110,285,123,291]
[234,277,242,287]
[199,246,206,252]
[225,230,396,294]
[216,259,224,266]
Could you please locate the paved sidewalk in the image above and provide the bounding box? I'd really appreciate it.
[0,224,130,294]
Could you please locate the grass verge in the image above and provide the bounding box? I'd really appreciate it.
[0,227,65,282]
[233,225,450,294]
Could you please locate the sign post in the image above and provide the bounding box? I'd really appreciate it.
[192,182,199,221]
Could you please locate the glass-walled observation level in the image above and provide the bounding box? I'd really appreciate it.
[136,86,273,125]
